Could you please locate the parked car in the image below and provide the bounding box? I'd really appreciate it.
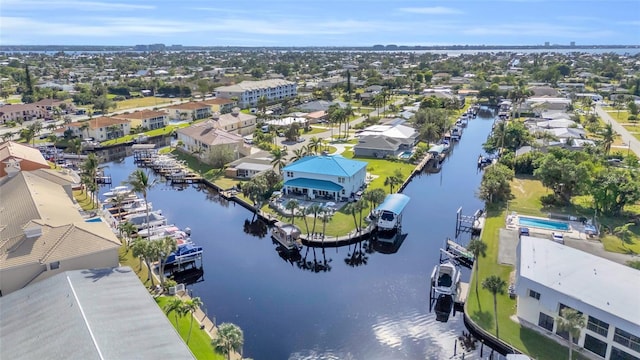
[519,227,530,237]
[552,232,564,244]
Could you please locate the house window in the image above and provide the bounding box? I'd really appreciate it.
[286,172,293,178]
[587,316,609,338]
[611,347,640,360]
[50,261,60,270]
[538,312,554,332]
[614,328,640,353]
[584,334,608,358]
[338,177,345,184]
[529,289,541,300]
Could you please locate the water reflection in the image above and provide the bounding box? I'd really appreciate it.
[243,218,268,238]
[344,240,371,267]
[296,247,332,273]
[170,266,204,286]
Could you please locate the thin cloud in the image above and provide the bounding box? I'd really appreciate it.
[2,0,155,10]
[398,7,462,15]
[461,23,616,39]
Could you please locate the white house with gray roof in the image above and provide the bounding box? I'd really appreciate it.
[516,236,640,360]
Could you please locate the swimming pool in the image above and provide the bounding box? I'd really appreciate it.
[518,216,570,231]
[399,151,413,159]
[85,217,103,223]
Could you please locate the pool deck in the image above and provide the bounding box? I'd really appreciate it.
[506,213,588,241]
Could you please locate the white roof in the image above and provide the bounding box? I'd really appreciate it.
[358,124,417,140]
[265,117,307,127]
[519,236,640,327]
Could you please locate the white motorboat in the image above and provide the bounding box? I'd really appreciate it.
[431,261,461,296]
[125,211,167,230]
[102,186,132,198]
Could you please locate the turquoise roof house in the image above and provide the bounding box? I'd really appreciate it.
[282,155,367,201]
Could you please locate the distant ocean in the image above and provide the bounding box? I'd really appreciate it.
[2,48,639,56]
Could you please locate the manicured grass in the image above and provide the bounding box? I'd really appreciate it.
[5,98,22,104]
[119,245,152,286]
[114,96,173,110]
[155,296,225,360]
[163,149,239,190]
[509,176,640,254]
[342,149,415,191]
[73,190,98,211]
[465,207,580,360]
[605,109,630,123]
[305,127,329,135]
[101,123,190,146]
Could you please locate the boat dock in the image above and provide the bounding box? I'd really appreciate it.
[132,145,203,184]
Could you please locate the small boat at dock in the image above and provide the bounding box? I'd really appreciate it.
[271,221,301,250]
[431,261,461,296]
[374,194,411,234]
[163,242,204,266]
[102,186,132,199]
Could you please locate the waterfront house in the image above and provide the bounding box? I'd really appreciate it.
[515,236,640,360]
[225,151,274,179]
[282,155,367,201]
[0,171,121,295]
[0,267,196,359]
[0,141,50,177]
[214,79,297,108]
[165,102,211,121]
[355,123,419,148]
[212,107,257,136]
[298,100,348,113]
[113,110,168,130]
[63,116,131,141]
[0,103,47,123]
[353,135,404,158]
[176,120,250,161]
[202,97,236,114]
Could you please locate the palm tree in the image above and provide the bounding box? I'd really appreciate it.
[117,221,137,249]
[467,239,488,294]
[82,153,100,206]
[270,147,287,172]
[125,169,156,228]
[156,236,178,286]
[163,297,186,330]
[183,297,203,345]
[106,124,121,140]
[212,323,244,360]
[309,137,323,155]
[320,211,332,240]
[1,132,14,142]
[343,202,360,232]
[614,222,634,250]
[557,307,585,360]
[384,170,403,193]
[600,123,617,155]
[291,147,308,162]
[482,275,507,339]
[306,203,323,236]
[130,238,157,285]
[109,191,129,222]
[363,188,386,211]
[285,199,299,225]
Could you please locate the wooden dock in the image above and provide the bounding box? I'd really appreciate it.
[455,282,469,306]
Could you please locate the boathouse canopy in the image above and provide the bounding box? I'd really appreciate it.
[428,144,447,155]
[375,193,411,215]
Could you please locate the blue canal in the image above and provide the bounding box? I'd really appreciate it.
[104,111,496,360]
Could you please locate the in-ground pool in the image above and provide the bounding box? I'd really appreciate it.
[85,217,103,223]
[399,151,413,159]
[518,216,570,231]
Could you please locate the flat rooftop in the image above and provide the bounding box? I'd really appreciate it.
[519,236,640,327]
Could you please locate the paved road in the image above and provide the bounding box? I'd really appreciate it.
[596,104,640,157]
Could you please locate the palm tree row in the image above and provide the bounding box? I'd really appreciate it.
[162,296,204,345]
[130,236,177,287]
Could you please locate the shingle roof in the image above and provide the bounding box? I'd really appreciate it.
[67,117,129,130]
[0,141,49,169]
[0,172,120,268]
[283,155,367,177]
[0,267,196,360]
[215,112,256,127]
[166,102,212,111]
[354,135,401,151]
[177,122,243,146]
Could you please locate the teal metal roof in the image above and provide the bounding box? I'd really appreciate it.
[283,155,367,177]
[428,144,446,154]
[284,178,343,192]
[375,193,411,215]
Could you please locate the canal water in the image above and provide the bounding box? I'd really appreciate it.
[104,111,496,360]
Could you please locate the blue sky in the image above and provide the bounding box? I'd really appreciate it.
[1,0,639,46]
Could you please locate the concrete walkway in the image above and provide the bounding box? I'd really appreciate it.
[596,104,640,156]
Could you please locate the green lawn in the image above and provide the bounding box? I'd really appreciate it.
[101,124,190,146]
[465,207,583,360]
[73,190,98,211]
[509,176,640,254]
[119,245,152,286]
[304,127,330,135]
[606,109,630,123]
[342,149,416,191]
[115,96,173,110]
[155,296,225,360]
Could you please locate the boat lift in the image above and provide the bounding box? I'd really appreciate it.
[429,246,470,323]
[455,207,485,238]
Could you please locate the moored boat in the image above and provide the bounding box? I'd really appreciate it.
[271,221,301,250]
[431,261,461,296]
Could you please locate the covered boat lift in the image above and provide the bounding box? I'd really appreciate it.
[374,193,411,232]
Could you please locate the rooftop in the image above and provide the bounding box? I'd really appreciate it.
[0,141,49,169]
[0,267,195,360]
[283,155,367,177]
[177,121,244,146]
[166,102,210,111]
[67,116,130,129]
[376,193,411,215]
[518,236,640,329]
[215,79,295,92]
[113,110,167,120]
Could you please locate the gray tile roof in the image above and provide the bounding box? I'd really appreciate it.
[0,267,196,360]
